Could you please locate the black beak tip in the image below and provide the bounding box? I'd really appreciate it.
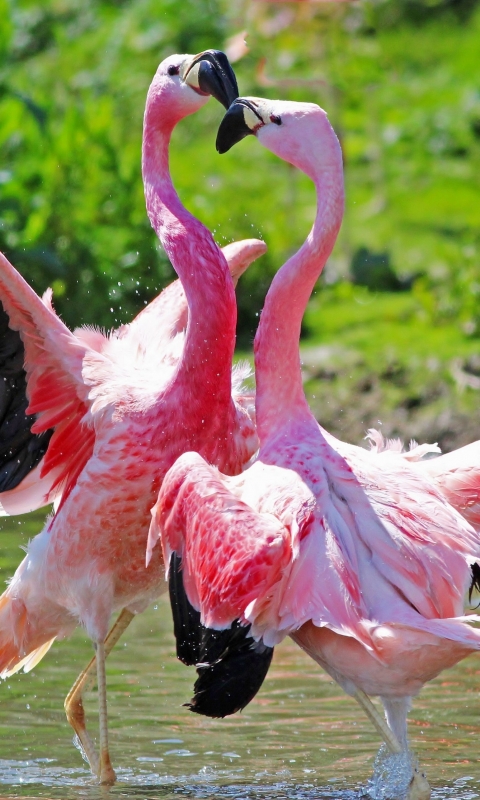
[216,133,232,155]
[216,103,253,154]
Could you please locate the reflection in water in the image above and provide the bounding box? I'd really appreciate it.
[0,515,480,800]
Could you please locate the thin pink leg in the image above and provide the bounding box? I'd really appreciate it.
[64,608,135,777]
[96,640,116,784]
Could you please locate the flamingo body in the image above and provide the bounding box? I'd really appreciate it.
[154,421,480,659]
[0,52,264,779]
[152,99,480,794]
[292,622,472,699]
[0,237,258,659]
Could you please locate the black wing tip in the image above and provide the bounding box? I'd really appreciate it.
[167,555,274,718]
[187,626,274,718]
[469,562,480,604]
[0,301,54,492]
[168,552,202,666]
[183,699,228,719]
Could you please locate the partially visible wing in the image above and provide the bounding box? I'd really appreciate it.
[167,551,274,718]
[148,451,290,717]
[0,462,61,516]
[416,441,480,531]
[319,439,480,622]
[111,279,188,357]
[149,451,292,629]
[0,251,105,514]
[0,302,53,493]
[221,238,267,285]
[78,238,266,422]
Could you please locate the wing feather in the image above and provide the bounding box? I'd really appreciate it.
[321,445,480,621]
[0,252,102,510]
[149,451,292,632]
[418,441,480,530]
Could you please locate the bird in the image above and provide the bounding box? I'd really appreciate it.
[0,235,264,516]
[0,52,262,784]
[148,96,480,800]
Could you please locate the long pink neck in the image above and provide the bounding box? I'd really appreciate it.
[142,93,236,404]
[254,125,344,442]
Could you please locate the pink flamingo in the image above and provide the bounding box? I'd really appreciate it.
[0,52,262,784]
[0,235,264,516]
[148,97,480,800]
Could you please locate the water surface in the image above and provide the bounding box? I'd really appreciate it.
[0,513,479,799]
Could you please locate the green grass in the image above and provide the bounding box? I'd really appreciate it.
[305,287,477,362]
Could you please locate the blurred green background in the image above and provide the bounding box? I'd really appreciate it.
[1,0,480,448]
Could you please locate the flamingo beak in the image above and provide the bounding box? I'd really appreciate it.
[183,50,239,110]
[216,98,265,154]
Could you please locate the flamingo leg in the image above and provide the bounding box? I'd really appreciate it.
[354,689,403,754]
[355,691,431,800]
[96,639,116,784]
[381,696,411,750]
[64,608,135,776]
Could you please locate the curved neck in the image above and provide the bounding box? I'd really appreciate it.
[142,95,236,402]
[254,135,344,442]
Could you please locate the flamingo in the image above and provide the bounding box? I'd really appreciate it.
[0,235,265,515]
[0,52,263,784]
[148,97,480,800]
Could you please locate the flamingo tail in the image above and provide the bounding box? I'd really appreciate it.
[169,553,273,717]
[0,594,56,678]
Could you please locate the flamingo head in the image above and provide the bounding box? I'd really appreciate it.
[149,51,239,123]
[216,97,341,182]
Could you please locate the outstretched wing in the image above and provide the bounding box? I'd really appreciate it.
[0,251,105,514]
[0,302,53,493]
[0,236,266,515]
[148,451,291,717]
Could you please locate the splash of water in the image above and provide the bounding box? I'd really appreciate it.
[365,745,420,800]
[72,733,91,766]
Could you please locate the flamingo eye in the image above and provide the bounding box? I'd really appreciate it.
[168,65,180,76]
[270,114,282,125]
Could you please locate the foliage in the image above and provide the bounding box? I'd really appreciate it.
[0,0,228,329]
[1,0,480,351]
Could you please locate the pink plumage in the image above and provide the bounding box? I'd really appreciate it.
[417,439,480,530]
[0,52,263,783]
[152,96,480,798]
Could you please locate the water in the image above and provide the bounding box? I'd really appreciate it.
[1,513,480,800]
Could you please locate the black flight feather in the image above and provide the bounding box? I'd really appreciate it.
[187,623,273,718]
[469,562,480,604]
[0,301,53,492]
[168,552,274,718]
[168,552,202,665]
